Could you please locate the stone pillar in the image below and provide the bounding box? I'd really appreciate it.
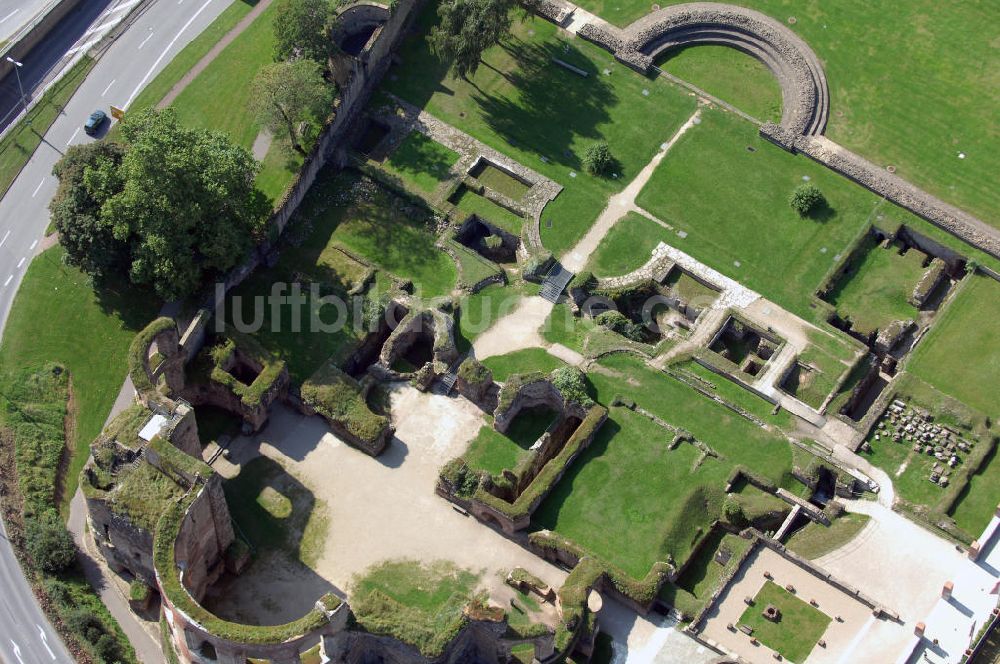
[968,541,981,561]
[942,581,954,600]
[914,622,925,637]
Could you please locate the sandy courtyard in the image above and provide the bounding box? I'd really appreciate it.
[207,385,568,624]
[701,546,906,664]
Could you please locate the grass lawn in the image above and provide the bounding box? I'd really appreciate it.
[463,406,556,476]
[785,512,870,560]
[669,359,793,430]
[739,581,830,663]
[382,131,459,196]
[826,237,925,335]
[950,441,1000,539]
[0,247,160,513]
[223,456,329,567]
[534,354,798,578]
[351,559,479,657]
[570,1,999,229]
[908,273,1000,418]
[542,302,665,358]
[655,45,781,123]
[481,348,565,382]
[585,212,662,276]
[451,186,525,236]
[784,330,862,410]
[471,162,531,200]
[669,528,753,611]
[384,6,698,258]
[635,108,920,322]
[0,57,94,200]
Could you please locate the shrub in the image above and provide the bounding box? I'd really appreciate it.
[129,579,152,603]
[789,183,826,217]
[550,366,594,407]
[457,357,492,387]
[569,270,595,291]
[583,142,614,176]
[722,496,748,527]
[594,310,645,342]
[440,458,481,498]
[25,513,76,573]
[483,234,503,250]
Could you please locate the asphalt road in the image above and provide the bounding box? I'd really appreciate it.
[0,0,232,662]
[0,0,52,44]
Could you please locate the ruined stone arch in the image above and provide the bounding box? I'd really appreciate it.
[589,2,830,136]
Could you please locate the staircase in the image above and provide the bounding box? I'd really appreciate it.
[434,371,458,395]
[540,262,574,303]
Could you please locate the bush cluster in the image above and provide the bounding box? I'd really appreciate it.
[789,183,826,217]
[583,142,614,176]
[550,366,594,407]
[594,310,645,342]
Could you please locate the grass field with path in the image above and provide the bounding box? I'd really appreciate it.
[0,247,159,513]
[785,513,870,560]
[570,0,999,229]
[908,273,1000,418]
[383,7,697,258]
[739,580,830,662]
[534,354,799,578]
[481,348,565,382]
[585,212,661,276]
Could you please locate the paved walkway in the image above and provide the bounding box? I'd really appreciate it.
[561,109,702,273]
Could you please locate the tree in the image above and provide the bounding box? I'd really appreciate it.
[430,0,516,79]
[25,513,76,573]
[583,141,614,176]
[789,183,826,217]
[723,496,748,527]
[51,108,268,300]
[273,0,337,63]
[49,142,128,280]
[250,60,334,155]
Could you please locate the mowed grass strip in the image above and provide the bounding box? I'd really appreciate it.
[908,273,1000,418]
[785,513,870,560]
[0,247,160,512]
[655,45,781,122]
[739,581,831,663]
[585,212,662,276]
[384,7,698,257]
[0,57,94,200]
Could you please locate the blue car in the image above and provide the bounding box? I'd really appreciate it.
[83,109,107,136]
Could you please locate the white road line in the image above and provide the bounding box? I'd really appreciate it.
[138,30,155,50]
[29,240,37,251]
[67,127,81,145]
[3,276,12,288]
[16,257,25,269]
[37,625,56,660]
[0,231,9,248]
[0,9,19,24]
[101,78,117,97]
[9,640,25,664]
[125,0,216,108]
[31,178,45,197]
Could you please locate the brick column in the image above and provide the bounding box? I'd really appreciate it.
[942,581,954,600]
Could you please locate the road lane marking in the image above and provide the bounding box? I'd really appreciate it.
[29,240,37,251]
[37,625,56,660]
[138,30,155,49]
[0,231,9,248]
[32,178,45,197]
[125,0,216,108]
[9,639,24,664]
[67,127,81,145]
[0,9,19,24]
[102,78,117,97]
[3,276,12,287]
[16,257,25,269]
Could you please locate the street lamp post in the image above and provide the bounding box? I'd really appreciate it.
[5,57,27,119]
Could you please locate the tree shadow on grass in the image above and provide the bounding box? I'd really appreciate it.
[473,38,617,171]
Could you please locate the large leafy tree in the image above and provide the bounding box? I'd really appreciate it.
[50,141,128,279]
[50,108,267,300]
[249,59,334,155]
[430,0,517,79]
[273,0,337,63]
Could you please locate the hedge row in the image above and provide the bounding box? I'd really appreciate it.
[474,405,608,521]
